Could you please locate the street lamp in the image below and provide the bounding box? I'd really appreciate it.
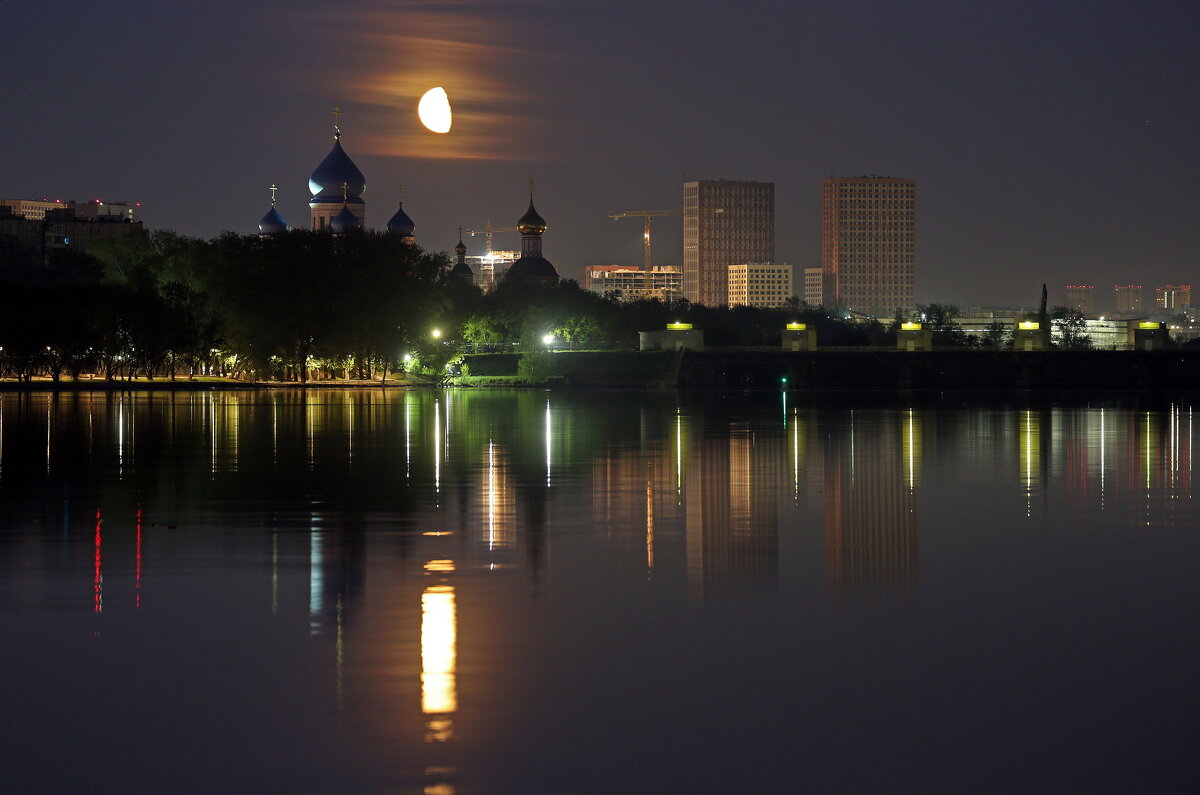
[542,334,554,346]
[431,328,442,339]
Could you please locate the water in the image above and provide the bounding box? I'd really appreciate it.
[0,389,1197,793]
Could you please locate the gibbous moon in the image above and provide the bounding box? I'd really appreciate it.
[418,87,452,133]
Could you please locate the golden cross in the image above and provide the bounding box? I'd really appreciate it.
[528,176,535,198]
[269,183,278,206]
[341,181,349,203]
[332,106,343,137]
[397,184,404,206]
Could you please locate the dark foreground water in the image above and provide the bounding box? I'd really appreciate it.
[0,389,1197,793]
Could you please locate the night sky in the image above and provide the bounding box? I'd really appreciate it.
[5,0,1198,307]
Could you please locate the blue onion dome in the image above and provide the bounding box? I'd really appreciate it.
[330,204,361,233]
[450,259,473,278]
[517,198,546,235]
[387,204,415,237]
[309,136,366,202]
[258,206,288,235]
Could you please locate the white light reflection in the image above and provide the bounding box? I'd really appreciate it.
[209,394,217,478]
[444,390,452,461]
[310,523,323,634]
[545,399,552,486]
[271,531,279,614]
[488,441,496,551]
[118,395,126,477]
[230,395,239,473]
[434,398,441,492]
[675,411,683,497]
[405,393,412,479]
[1099,408,1106,511]
[307,393,315,469]
[336,595,345,712]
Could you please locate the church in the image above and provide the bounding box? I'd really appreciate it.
[257,110,557,286]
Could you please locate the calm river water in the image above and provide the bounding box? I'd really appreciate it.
[1,389,1197,793]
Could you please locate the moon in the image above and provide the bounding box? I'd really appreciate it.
[418,87,452,133]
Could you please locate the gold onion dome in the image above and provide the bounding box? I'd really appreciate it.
[517,198,546,235]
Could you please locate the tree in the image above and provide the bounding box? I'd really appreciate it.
[982,320,1011,348]
[1050,306,1092,349]
[916,303,969,346]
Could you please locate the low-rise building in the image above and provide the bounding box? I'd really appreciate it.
[727,261,792,308]
[0,203,145,263]
[584,265,683,302]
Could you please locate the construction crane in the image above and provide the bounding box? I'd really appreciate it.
[609,210,680,270]
[465,218,519,256]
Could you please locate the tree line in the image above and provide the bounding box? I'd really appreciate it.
[0,227,1073,383]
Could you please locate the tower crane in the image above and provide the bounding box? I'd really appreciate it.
[465,218,519,256]
[609,210,680,270]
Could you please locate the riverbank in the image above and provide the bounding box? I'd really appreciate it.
[451,348,1200,390]
[0,376,430,390]
[6,349,1200,391]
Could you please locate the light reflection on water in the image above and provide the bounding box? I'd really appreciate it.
[0,389,1198,792]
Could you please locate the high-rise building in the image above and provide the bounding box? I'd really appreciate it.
[1064,285,1094,315]
[821,176,916,315]
[803,267,823,306]
[1155,285,1191,310]
[1114,285,1144,313]
[682,180,774,306]
[727,262,792,308]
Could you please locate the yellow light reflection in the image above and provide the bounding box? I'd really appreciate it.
[424,559,456,574]
[646,471,655,573]
[903,409,922,491]
[421,585,457,718]
[1020,410,1040,517]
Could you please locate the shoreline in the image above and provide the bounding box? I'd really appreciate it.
[0,378,426,391]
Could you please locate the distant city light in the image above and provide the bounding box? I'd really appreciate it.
[786,322,806,331]
[900,322,922,331]
[666,322,693,330]
[1019,321,1039,330]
